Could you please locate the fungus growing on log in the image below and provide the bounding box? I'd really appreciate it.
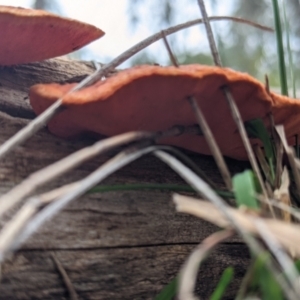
[29,64,296,160]
[0,5,104,65]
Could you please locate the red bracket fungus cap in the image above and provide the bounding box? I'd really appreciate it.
[0,5,104,65]
[29,64,297,160]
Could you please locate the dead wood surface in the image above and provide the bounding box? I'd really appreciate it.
[0,58,250,299]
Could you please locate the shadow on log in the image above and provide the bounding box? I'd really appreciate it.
[0,58,250,299]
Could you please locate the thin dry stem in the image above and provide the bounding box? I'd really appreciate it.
[188,97,232,190]
[51,253,78,300]
[275,139,284,189]
[274,167,292,222]
[0,16,272,161]
[196,0,222,66]
[269,113,284,189]
[276,125,300,196]
[161,30,179,67]
[254,144,273,188]
[222,87,275,217]
[178,229,234,300]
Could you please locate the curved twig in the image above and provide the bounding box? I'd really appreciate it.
[178,229,234,300]
[0,16,272,160]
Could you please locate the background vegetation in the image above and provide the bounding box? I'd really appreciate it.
[30,0,299,89]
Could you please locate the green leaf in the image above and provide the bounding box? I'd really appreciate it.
[154,277,177,300]
[209,267,234,300]
[233,170,259,209]
[271,0,289,96]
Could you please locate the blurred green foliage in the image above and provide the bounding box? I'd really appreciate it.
[127,0,300,88]
[31,0,300,89]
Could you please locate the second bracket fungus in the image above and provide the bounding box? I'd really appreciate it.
[0,5,104,65]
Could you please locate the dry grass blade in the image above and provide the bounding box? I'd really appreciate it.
[253,218,300,294]
[276,125,300,195]
[173,194,300,257]
[178,229,234,300]
[257,195,300,224]
[174,194,300,299]
[0,139,205,258]
[0,125,199,219]
[0,16,272,161]
[275,136,284,189]
[257,196,300,222]
[0,184,82,257]
[0,131,149,218]
[23,145,217,206]
[222,88,275,216]
[188,96,232,190]
[38,182,79,204]
[0,125,200,217]
[2,146,158,259]
[0,199,37,257]
[154,150,277,267]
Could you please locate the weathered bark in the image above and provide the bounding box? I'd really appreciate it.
[0,58,250,299]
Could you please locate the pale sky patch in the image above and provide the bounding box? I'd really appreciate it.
[0,0,233,67]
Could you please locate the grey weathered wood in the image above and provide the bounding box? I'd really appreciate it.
[0,58,250,299]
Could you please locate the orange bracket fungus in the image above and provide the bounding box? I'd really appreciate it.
[29,64,298,160]
[0,6,104,65]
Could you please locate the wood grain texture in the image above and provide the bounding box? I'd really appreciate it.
[0,58,250,299]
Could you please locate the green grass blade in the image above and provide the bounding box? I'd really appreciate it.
[250,253,284,300]
[233,170,259,209]
[245,118,275,182]
[154,277,177,300]
[258,263,284,300]
[88,183,234,199]
[271,0,289,95]
[245,119,275,159]
[282,0,296,97]
[294,259,300,272]
[209,267,234,300]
